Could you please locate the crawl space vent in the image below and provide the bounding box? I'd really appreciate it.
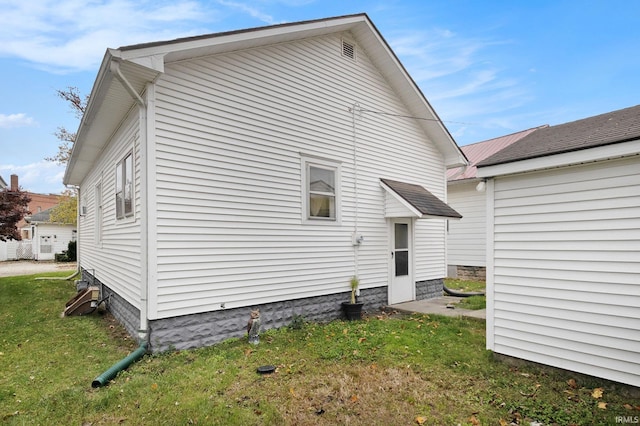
[342,40,356,60]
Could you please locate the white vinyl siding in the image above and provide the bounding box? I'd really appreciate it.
[78,110,142,309]
[447,180,486,267]
[488,156,640,387]
[151,32,447,319]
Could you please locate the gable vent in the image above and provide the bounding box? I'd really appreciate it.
[342,39,356,60]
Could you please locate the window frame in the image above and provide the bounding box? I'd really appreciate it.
[94,180,102,245]
[301,156,341,224]
[115,151,134,220]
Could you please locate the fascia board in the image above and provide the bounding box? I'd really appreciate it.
[477,139,640,179]
[380,181,423,218]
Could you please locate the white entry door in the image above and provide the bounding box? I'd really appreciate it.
[389,219,413,304]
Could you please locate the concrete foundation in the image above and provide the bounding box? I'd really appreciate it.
[81,268,444,353]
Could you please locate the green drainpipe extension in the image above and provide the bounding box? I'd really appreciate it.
[92,342,148,388]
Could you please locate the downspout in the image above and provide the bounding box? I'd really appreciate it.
[73,184,81,279]
[447,164,468,181]
[111,60,149,344]
[91,61,149,388]
[92,342,148,387]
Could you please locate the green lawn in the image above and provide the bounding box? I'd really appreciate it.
[1,274,637,425]
[445,278,487,310]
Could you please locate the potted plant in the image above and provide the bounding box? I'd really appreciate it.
[341,276,364,321]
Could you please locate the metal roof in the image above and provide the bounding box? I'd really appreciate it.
[447,126,547,181]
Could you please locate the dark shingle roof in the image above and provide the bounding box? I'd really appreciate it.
[28,208,52,223]
[381,178,462,219]
[478,104,640,167]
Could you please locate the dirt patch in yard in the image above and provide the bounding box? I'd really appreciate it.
[0,260,77,277]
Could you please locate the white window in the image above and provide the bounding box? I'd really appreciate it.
[302,157,341,223]
[116,152,133,219]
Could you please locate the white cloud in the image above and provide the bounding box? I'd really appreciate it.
[217,0,282,25]
[0,113,37,128]
[388,28,534,143]
[0,0,215,72]
[0,161,66,194]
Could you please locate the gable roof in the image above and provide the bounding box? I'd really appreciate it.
[64,13,467,186]
[478,104,640,168]
[380,178,462,219]
[26,207,52,223]
[447,125,547,182]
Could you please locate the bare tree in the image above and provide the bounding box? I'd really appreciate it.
[45,87,89,166]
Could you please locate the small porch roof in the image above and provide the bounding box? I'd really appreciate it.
[380,178,462,220]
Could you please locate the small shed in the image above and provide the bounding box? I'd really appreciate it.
[25,208,76,261]
[477,104,640,387]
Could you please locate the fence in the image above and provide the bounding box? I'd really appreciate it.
[0,240,33,261]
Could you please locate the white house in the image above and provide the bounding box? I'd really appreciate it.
[446,127,546,280]
[63,14,467,352]
[477,105,640,387]
[24,208,76,261]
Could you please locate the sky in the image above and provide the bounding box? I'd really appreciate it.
[1,0,639,194]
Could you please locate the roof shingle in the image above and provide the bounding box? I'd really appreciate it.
[478,104,640,167]
[381,178,462,219]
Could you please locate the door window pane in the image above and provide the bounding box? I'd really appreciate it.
[395,251,409,276]
[395,223,408,249]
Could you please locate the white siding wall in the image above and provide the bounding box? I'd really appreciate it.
[447,180,486,267]
[151,32,447,319]
[488,156,640,387]
[34,224,75,259]
[78,110,143,308]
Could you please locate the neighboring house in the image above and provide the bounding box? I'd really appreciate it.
[6,175,62,239]
[477,104,640,387]
[63,14,467,352]
[446,126,546,280]
[1,174,62,261]
[24,208,77,261]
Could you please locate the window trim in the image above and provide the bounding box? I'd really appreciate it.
[95,180,102,245]
[301,156,341,224]
[115,151,134,220]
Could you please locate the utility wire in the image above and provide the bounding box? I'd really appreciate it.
[348,107,474,126]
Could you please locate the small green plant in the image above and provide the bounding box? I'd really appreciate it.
[288,314,307,330]
[349,276,359,304]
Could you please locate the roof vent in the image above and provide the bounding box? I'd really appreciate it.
[342,39,356,60]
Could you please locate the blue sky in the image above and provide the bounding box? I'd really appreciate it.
[1,0,638,194]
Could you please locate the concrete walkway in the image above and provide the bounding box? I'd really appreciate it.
[0,260,77,278]
[389,296,486,320]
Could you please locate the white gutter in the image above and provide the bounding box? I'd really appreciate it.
[111,60,150,344]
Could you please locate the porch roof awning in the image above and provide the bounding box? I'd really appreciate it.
[380,178,462,220]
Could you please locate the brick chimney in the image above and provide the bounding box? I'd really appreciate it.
[10,174,18,191]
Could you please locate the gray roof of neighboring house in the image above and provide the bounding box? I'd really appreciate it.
[0,175,6,189]
[478,104,640,167]
[26,208,52,223]
[381,178,462,219]
[448,125,547,181]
